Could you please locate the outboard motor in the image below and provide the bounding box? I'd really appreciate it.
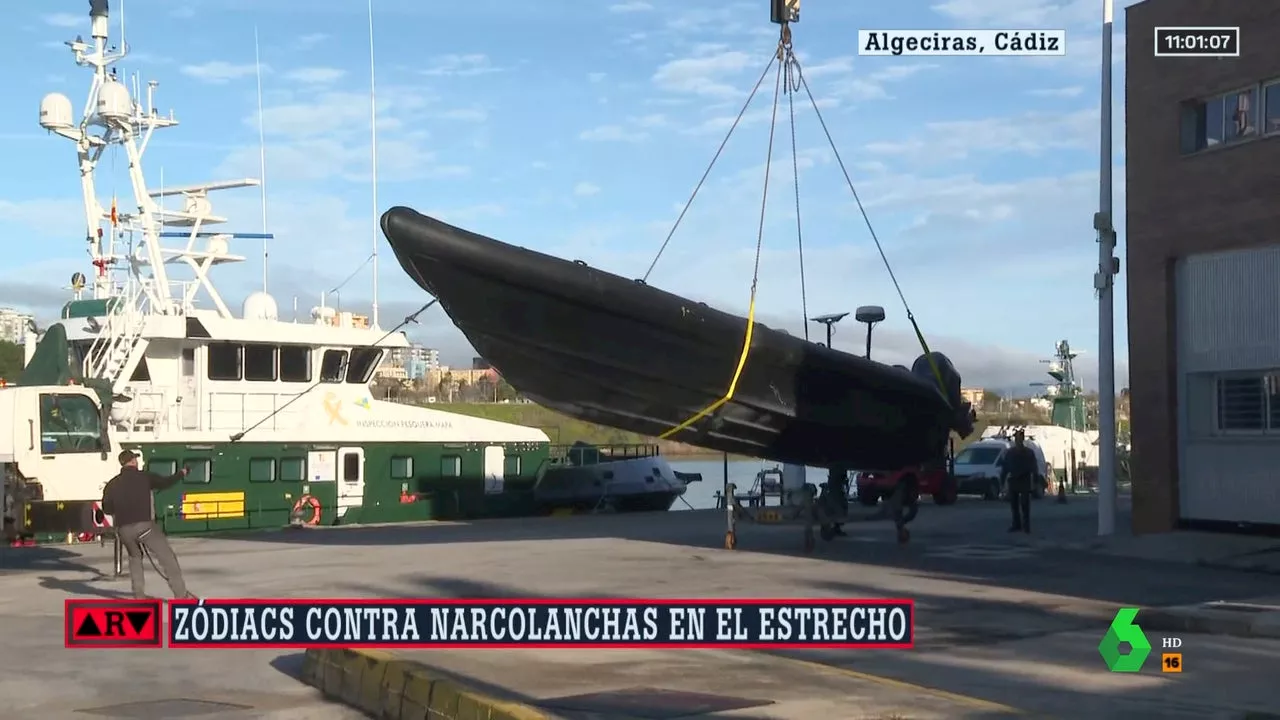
[911,351,975,437]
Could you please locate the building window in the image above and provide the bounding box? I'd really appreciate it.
[390,456,414,479]
[249,458,276,483]
[320,349,347,383]
[207,343,243,381]
[280,457,306,482]
[342,452,361,482]
[1265,81,1280,135]
[243,343,278,381]
[1182,87,1257,153]
[38,393,104,454]
[441,455,461,477]
[183,458,212,483]
[346,347,383,384]
[148,459,177,476]
[1215,373,1280,433]
[279,345,311,382]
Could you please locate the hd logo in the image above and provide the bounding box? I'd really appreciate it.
[1098,608,1152,672]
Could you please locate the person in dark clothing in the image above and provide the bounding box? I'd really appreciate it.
[825,466,848,536]
[101,450,194,599]
[999,431,1038,534]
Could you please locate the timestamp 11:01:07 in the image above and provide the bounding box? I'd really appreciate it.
[1154,26,1240,57]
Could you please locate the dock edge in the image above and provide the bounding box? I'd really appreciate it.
[301,647,552,720]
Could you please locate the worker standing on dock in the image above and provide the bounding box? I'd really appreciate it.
[1000,430,1036,534]
[826,466,848,536]
[102,450,195,599]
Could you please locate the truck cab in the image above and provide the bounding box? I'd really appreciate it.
[0,385,118,540]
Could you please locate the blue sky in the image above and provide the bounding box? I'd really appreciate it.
[0,0,1135,393]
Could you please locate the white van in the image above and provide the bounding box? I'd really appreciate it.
[952,438,1048,500]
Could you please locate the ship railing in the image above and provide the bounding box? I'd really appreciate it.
[549,443,661,466]
[84,280,151,387]
[113,386,172,435]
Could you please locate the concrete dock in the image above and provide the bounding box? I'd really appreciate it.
[1,496,1276,719]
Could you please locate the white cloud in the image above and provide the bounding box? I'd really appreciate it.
[435,108,488,122]
[652,51,757,98]
[863,108,1099,162]
[579,124,648,142]
[421,54,502,77]
[43,13,83,28]
[181,61,262,84]
[284,67,346,84]
[218,86,468,183]
[1029,86,1084,97]
[588,72,607,83]
[573,182,601,197]
[608,1,653,12]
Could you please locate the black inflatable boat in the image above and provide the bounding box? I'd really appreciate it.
[381,206,975,470]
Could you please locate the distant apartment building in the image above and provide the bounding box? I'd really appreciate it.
[385,345,441,380]
[0,307,34,345]
[960,387,985,408]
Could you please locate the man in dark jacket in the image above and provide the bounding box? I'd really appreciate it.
[101,450,193,599]
[999,431,1037,534]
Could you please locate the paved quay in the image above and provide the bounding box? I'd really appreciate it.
[1,495,1277,719]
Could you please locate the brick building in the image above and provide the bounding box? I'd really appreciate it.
[1125,1,1280,532]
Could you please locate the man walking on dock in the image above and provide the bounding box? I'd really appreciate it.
[101,450,195,599]
[1000,430,1036,534]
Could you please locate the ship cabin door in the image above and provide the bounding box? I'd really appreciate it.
[336,446,365,518]
[179,347,199,430]
[483,445,504,495]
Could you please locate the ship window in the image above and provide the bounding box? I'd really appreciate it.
[129,357,151,382]
[346,347,383,384]
[38,393,105,454]
[390,456,414,479]
[342,452,361,482]
[207,343,243,381]
[244,343,277,381]
[249,458,276,483]
[182,348,195,377]
[504,455,522,476]
[441,455,461,477]
[182,458,212,484]
[279,345,311,382]
[280,457,306,482]
[147,459,177,476]
[320,349,347,383]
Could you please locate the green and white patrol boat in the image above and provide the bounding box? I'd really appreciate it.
[30,0,551,535]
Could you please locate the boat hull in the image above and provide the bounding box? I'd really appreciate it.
[381,207,971,470]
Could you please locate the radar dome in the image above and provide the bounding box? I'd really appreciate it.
[242,292,279,321]
[97,80,131,121]
[39,93,73,131]
[205,235,230,256]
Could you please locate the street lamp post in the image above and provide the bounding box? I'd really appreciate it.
[855,305,885,359]
[809,312,849,349]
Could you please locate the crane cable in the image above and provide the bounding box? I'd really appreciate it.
[793,69,948,395]
[655,28,789,440]
[652,22,949,443]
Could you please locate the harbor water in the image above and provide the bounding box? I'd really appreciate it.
[668,458,832,510]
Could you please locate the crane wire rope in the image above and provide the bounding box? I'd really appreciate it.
[656,31,787,441]
[650,21,950,443]
[793,69,948,393]
[783,42,809,340]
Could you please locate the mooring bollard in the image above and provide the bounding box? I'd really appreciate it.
[112,532,124,577]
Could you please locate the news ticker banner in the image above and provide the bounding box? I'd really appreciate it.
[65,598,914,649]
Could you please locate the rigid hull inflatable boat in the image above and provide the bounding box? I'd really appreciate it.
[381,206,974,470]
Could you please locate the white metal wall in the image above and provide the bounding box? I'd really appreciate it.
[1175,245,1280,525]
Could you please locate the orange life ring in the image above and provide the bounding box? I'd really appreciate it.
[291,495,321,526]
